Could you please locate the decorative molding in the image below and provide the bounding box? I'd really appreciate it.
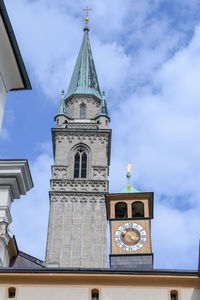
[49,192,106,203]
[0,206,12,224]
[66,96,100,108]
[51,180,107,193]
[66,136,74,143]
[93,167,107,179]
[0,222,10,244]
[55,135,65,144]
[66,123,98,130]
[0,159,33,198]
[52,166,68,179]
[54,132,109,145]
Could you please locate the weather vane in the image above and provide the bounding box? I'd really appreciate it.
[83,6,92,25]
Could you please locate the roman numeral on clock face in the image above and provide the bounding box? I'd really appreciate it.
[114,222,147,252]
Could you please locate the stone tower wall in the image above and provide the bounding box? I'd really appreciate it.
[46,193,107,268]
[53,131,110,178]
[66,95,101,119]
[45,125,111,268]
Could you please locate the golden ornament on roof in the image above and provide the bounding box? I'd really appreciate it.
[126,164,132,173]
[83,6,92,25]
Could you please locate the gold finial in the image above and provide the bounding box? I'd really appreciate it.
[127,164,132,173]
[126,164,132,185]
[83,6,92,25]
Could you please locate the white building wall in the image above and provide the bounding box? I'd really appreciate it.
[181,288,200,299]
[1,286,199,300]
[18,287,88,300]
[0,73,6,130]
[0,12,30,132]
[0,287,6,299]
[102,287,168,300]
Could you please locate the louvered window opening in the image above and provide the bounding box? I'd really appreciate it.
[132,201,144,217]
[115,202,127,218]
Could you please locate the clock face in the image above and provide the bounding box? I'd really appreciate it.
[114,222,147,252]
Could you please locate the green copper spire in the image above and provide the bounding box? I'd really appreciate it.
[55,90,71,118]
[66,22,102,101]
[94,91,109,119]
[120,164,140,193]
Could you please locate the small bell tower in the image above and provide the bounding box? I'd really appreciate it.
[106,165,154,270]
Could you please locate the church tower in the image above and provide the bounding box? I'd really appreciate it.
[45,17,111,268]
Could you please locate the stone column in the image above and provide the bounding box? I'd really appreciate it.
[0,159,33,266]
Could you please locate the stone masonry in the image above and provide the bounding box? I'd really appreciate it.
[45,94,111,268]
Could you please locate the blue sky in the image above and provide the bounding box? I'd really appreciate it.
[1,0,200,270]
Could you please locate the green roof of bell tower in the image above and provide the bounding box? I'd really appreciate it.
[120,164,140,193]
[66,23,102,101]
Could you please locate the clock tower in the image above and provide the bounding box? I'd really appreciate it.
[106,167,153,270]
[45,17,111,268]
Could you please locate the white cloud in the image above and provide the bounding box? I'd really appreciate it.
[153,202,200,269]
[156,25,200,109]
[93,40,131,99]
[5,0,186,101]
[10,143,52,260]
[0,128,11,141]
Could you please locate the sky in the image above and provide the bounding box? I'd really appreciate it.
[1,0,200,270]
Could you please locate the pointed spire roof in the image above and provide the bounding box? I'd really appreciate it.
[66,24,102,101]
[120,164,140,193]
[55,90,71,119]
[94,91,109,119]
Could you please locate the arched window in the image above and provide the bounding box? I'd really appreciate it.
[170,290,178,300]
[74,147,87,178]
[74,152,80,178]
[8,287,16,298]
[115,202,127,218]
[80,104,86,118]
[91,289,99,300]
[81,152,87,178]
[132,201,144,217]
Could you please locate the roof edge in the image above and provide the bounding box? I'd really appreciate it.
[0,267,198,276]
[0,0,32,90]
